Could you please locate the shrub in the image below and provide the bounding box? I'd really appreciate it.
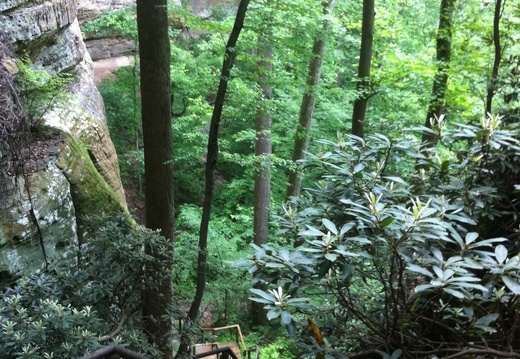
[246,115,520,359]
[0,213,167,358]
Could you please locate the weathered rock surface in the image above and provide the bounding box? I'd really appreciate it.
[86,36,133,61]
[0,153,76,287]
[77,0,234,61]
[0,0,127,288]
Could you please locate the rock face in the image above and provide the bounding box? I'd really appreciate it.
[77,0,234,61]
[86,36,134,61]
[0,0,127,288]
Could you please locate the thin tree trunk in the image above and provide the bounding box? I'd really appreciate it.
[136,1,174,358]
[420,0,457,151]
[251,32,272,327]
[351,0,375,138]
[175,0,251,356]
[285,0,336,201]
[485,0,503,115]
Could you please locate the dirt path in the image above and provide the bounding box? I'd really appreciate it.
[93,55,134,85]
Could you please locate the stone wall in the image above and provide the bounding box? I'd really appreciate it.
[0,0,127,288]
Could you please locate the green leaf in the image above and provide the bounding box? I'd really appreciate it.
[502,276,520,294]
[265,262,286,268]
[465,232,479,244]
[286,322,296,336]
[475,313,499,326]
[280,311,292,325]
[300,226,326,236]
[267,308,282,321]
[322,218,338,235]
[495,245,508,264]
[353,163,365,173]
[383,176,408,186]
[406,264,433,278]
[324,253,338,262]
[390,349,402,359]
[250,288,275,303]
[443,288,465,299]
[379,216,394,228]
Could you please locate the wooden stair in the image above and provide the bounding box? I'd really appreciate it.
[192,324,256,359]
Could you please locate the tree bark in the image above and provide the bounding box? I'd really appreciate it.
[285,0,336,201]
[136,1,174,358]
[251,32,273,327]
[175,0,251,356]
[420,0,457,151]
[351,0,375,139]
[485,0,503,115]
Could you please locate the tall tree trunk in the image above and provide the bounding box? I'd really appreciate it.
[136,1,174,358]
[285,0,336,201]
[251,33,272,327]
[420,0,457,151]
[175,0,251,357]
[485,0,503,115]
[351,0,375,139]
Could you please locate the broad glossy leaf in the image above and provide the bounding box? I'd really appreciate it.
[465,232,479,244]
[495,245,508,264]
[280,310,292,325]
[414,284,434,294]
[267,307,282,321]
[300,226,326,237]
[443,288,465,299]
[322,218,338,235]
[324,253,337,262]
[502,276,520,294]
[431,248,443,262]
[340,222,355,237]
[379,216,394,228]
[406,264,433,278]
[286,321,296,336]
[249,297,274,304]
[266,262,285,268]
[250,288,275,302]
[390,349,402,359]
[353,163,366,173]
[383,176,408,186]
[432,266,443,278]
[475,313,499,326]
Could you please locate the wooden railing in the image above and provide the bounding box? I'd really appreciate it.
[78,344,150,359]
[194,346,240,359]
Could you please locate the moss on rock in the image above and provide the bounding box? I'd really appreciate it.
[56,134,127,243]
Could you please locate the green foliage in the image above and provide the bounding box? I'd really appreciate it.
[174,205,253,325]
[0,213,168,358]
[98,67,143,187]
[246,116,520,358]
[15,59,71,129]
[81,8,137,38]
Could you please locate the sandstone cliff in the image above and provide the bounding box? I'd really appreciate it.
[0,0,127,288]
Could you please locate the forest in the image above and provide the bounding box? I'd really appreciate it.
[1,0,520,358]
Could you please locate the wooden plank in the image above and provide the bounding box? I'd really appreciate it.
[193,343,218,359]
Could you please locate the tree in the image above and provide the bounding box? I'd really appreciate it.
[420,0,457,151]
[485,0,504,115]
[175,0,252,356]
[136,1,174,358]
[351,0,375,138]
[252,24,273,327]
[286,0,336,200]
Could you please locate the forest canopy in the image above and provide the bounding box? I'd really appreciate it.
[1,0,520,358]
